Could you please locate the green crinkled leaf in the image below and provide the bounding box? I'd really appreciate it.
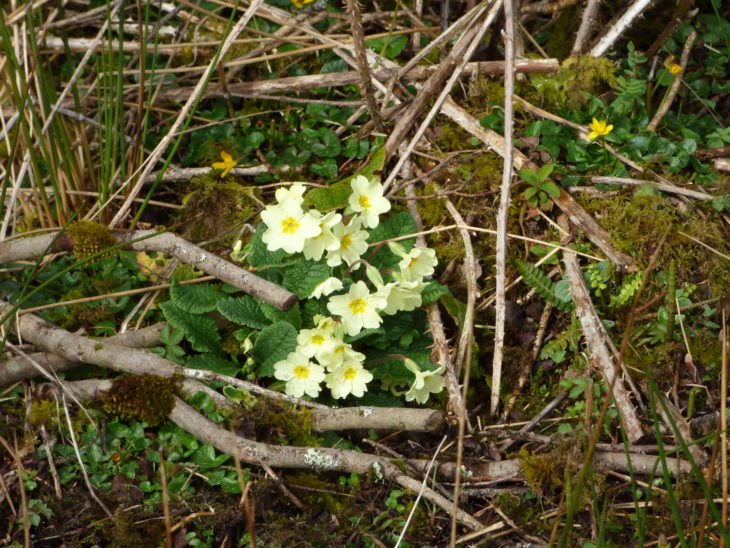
[303,180,351,212]
[260,302,301,330]
[367,211,417,244]
[282,259,331,299]
[169,280,225,314]
[248,224,288,267]
[421,281,451,305]
[252,321,299,377]
[303,146,386,211]
[216,295,270,329]
[367,212,417,269]
[186,353,239,377]
[160,302,221,353]
[302,299,329,327]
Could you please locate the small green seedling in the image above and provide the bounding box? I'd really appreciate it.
[519,163,561,209]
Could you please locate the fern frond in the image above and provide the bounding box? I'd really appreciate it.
[516,259,573,311]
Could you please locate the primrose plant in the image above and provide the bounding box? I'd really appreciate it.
[244,175,444,404]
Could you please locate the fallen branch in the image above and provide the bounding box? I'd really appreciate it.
[0,300,324,409]
[0,229,296,311]
[0,322,165,386]
[440,97,636,271]
[563,251,644,442]
[55,379,443,433]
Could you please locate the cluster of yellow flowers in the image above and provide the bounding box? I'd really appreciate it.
[256,176,443,403]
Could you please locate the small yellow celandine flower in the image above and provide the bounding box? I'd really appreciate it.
[587,117,613,141]
[211,150,237,178]
[291,0,314,8]
[664,55,683,76]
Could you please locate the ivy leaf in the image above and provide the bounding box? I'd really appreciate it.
[217,296,270,329]
[160,302,221,353]
[169,280,225,314]
[253,321,298,376]
[283,259,331,299]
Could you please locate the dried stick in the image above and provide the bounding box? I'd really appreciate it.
[157,59,559,101]
[571,0,602,55]
[109,0,266,227]
[563,252,643,442]
[440,97,635,271]
[522,0,580,14]
[403,182,466,418]
[0,229,296,311]
[491,0,517,417]
[0,323,165,386]
[647,31,697,132]
[589,0,653,57]
[443,200,477,375]
[591,176,714,201]
[345,0,385,132]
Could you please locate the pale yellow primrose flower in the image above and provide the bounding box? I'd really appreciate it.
[273,351,326,398]
[398,246,437,279]
[326,216,369,269]
[296,317,336,360]
[317,324,365,371]
[378,279,424,315]
[211,150,237,178]
[303,210,342,261]
[366,264,423,315]
[326,360,373,399]
[261,199,321,254]
[587,117,613,140]
[403,358,445,404]
[275,183,307,207]
[309,277,344,299]
[327,280,387,336]
[347,175,391,229]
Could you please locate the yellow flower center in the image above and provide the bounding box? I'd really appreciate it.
[281,217,300,234]
[348,298,367,314]
[334,345,345,354]
[293,365,310,379]
[343,367,357,381]
[341,234,352,251]
[311,334,325,346]
[358,195,371,210]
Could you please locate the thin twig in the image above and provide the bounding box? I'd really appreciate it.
[647,31,697,131]
[571,0,602,55]
[589,0,653,57]
[491,0,517,416]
